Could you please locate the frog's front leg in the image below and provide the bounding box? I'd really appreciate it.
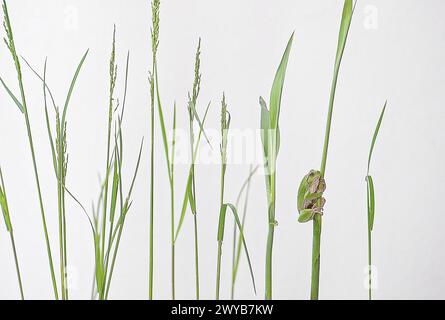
[298,209,317,223]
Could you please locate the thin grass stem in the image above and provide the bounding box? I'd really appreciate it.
[1,0,58,299]
[311,0,354,300]
[0,167,25,299]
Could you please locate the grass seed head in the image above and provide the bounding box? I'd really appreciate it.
[192,38,201,103]
[151,0,160,57]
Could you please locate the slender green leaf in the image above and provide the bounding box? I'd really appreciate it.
[21,56,57,111]
[109,150,119,223]
[175,102,211,242]
[231,166,258,299]
[367,101,387,174]
[189,100,212,148]
[42,60,58,176]
[225,203,256,294]
[61,49,89,125]
[367,176,375,231]
[0,77,24,113]
[0,167,12,231]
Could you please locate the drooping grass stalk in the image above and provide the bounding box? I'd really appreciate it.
[148,0,160,300]
[259,33,293,300]
[310,0,355,300]
[0,166,24,299]
[216,94,256,300]
[366,101,387,300]
[188,39,202,300]
[0,0,58,299]
[22,49,88,300]
[231,165,258,300]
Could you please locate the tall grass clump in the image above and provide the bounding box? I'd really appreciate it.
[231,165,258,299]
[0,0,58,299]
[148,0,160,300]
[259,33,293,300]
[0,166,24,299]
[216,94,256,300]
[366,101,387,300]
[296,0,354,300]
[21,50,88,300]
[79,27,144,300]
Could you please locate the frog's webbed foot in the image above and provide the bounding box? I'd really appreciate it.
[298,209,316,223]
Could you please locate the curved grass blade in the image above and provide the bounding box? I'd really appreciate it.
[320,0,355,175]
[366,101,387,300]
[366,175,375,231]
[42,59,58,175]
[367,101,387,175]
[61,49,89,125]
[21,56,57,111]
[218,203,257,296]
[231,165,258,299]
[269,32,294,131]
[0,166,25,299]
[0,77,24,113]
[174,101,211,242]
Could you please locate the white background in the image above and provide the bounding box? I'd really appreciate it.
[0,0,444,300]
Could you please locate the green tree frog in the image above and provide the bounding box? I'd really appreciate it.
[297,170,326,223]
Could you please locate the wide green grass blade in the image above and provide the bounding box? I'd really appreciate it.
[320,0,354,175]
[217,205,227,242]
[269,32,294,131]
[334,1,355,71]
[367,101,387,174]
